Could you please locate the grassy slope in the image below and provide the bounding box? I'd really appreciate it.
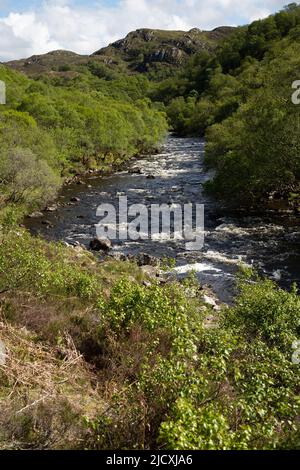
[0,228,299,450]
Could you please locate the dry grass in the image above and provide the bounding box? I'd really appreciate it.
[1,292,101,355]
[0,318,105,449]
[0,300,172,449]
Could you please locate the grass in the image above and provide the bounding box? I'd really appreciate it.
[0,320,104,449]
[0,228,151,449]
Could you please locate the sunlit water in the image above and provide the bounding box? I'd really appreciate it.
[25,136,300,302]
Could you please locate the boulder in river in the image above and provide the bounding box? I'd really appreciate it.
[42,220,54,228]
[45,205,58,212]
[89,238,112,252]
[146,174,156,180]
[129,167,142,175]
[134,252,160,267]
[28,211,43,218]
[71,197,81,203]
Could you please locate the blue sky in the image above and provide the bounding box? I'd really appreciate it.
[0,0,291,61]
[0,0,119,14]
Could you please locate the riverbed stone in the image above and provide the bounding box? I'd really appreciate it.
[28,211,43,218]
[42,220,53,227]
[89,238,112,252]
[141,265,158,277]
[134,253,160,267]
[109,252,127,261]
[129,167,142,175]
[45,205,58,212]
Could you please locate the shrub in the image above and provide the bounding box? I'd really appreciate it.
[0,147,60,208]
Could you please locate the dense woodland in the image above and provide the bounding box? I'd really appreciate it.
[0,4,299,451]
[155,3,300,205]
[0,64,167,214]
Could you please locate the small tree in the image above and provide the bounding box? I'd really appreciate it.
[0,147,60,207]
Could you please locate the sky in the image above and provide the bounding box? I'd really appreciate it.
[0,0,292,61]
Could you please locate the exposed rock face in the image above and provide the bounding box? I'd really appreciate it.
[6,26,235,77]
[93,27,235,72]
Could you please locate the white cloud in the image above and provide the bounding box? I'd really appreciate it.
[0,0,288,61]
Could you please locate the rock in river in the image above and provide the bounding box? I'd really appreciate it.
[129,167,142,175]
[89,238,112,252]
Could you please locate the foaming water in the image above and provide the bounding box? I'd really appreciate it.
[25,136,300,302]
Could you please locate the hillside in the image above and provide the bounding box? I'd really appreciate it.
[6,26,235,79]
[151,3,300,206]
[93,26,235,77]
[6,50,104,78]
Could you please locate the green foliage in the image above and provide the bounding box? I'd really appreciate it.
[86,273,300,450]
[1,6,300,450]
[157,277,300,450]
[205,41,300,203]
[0,63,167,213]
[150,4,300,205]
[0,226,299,450]
[0,147,60,207]
[224,275,300,351]
[0,230,101,300]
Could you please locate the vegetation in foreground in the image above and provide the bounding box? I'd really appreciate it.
[0,224,299,450]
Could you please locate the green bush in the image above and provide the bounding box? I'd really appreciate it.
[224,274,300,352]
[0,230,101,300]
[86,273,300,450]
[0,147,60,207]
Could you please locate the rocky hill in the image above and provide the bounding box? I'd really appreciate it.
[6,50,94,77]
[93,27,235,73]
[6,26,235,78]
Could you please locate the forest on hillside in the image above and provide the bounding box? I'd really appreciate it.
[0,64,167,216]
[2,4,300,213]
[154,2,300,205]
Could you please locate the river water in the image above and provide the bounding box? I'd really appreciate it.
[25,136,300,302]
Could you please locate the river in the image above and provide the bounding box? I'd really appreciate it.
[25,136,300,302]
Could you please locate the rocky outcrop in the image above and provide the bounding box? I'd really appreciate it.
[7,26,235,77]
[89,238,112,252]
[92,26,235,72]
